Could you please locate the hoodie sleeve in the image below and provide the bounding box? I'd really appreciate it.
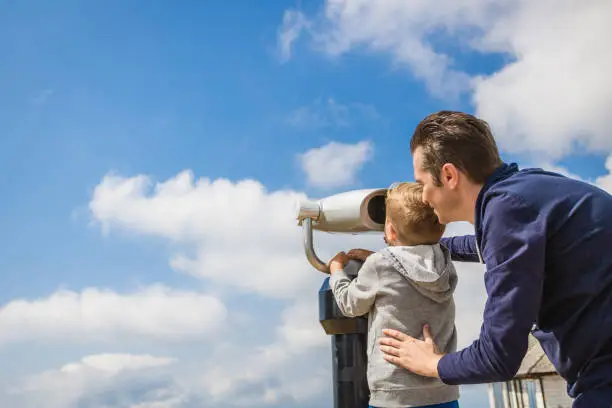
[440,235,480,262]
[330,256,380,318]
[437,193,545,384]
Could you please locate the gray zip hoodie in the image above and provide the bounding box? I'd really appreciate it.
[330,244,459,407]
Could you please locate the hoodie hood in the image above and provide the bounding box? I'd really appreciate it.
[382,244,457,303]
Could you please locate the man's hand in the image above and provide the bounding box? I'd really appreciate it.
[379,324,444,378]
[328,251,349,274]
[347,249,374,262]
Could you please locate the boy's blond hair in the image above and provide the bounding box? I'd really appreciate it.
[385,182,445,245]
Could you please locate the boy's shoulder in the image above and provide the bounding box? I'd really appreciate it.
[366,249,388,262]
[362,249,393,268]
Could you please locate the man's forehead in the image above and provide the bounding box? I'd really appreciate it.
[412,162,425,184]
[413,171,424,184]
[412,148,424,172]
[412,147,424,164]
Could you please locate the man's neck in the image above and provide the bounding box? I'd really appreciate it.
[461,183,484,225]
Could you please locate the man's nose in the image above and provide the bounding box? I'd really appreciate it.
[421,193,429,206]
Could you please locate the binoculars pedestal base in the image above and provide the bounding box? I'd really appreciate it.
[319,276,370,408]
[330,332,369,408]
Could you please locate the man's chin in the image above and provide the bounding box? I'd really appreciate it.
[435,212,450,225]
[433,209,444,221]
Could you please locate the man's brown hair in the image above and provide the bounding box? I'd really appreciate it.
[410,111,503,185]
[386,182,445,245]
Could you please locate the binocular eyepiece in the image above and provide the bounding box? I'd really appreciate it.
[296,188,387,273]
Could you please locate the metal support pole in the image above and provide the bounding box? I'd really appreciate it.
[303,217,330,273]
[318,264,369,408]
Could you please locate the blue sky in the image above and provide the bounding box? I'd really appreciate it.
[1,1,610,407]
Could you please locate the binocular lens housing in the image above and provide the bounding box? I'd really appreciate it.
[297,188,387,233]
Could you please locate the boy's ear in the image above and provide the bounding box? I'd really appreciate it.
[388,222,398,240]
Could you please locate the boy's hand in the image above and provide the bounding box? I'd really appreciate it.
[347,249,374,262]
[328,252,349,274]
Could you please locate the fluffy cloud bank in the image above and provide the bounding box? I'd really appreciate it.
[0,285,226,346]
[89,171,317,299]
[7,353,185,408]
[280,0,612,161]
[84,171,371,405]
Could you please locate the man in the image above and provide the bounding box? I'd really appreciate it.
[377,111,612,407]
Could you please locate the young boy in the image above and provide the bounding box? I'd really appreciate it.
[328,182,459,408]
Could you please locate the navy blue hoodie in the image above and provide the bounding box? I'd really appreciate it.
[438,162,612,399]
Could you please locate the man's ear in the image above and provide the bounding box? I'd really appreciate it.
[440,163,460,189]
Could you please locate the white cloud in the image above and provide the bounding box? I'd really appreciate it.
[532,157,612,195]
[277,0,493,98]
[89,171,319,299]
[7,353,185,408]
[536,162,585,182]
[31,88,54,105]
[472,0,612,159]
[85,171,345,405]
[275,299,329,351]
[59,354,176,375]
[595,155,612,194]
[0,285,226,346]
[444,221,475,237]
[5,343,330,408]
[198,299,330,405]
[286,97,380,129]
[281,0,612,160]
[278,10,310,62]
[443,222,487,348]
[453,261,487,348]
[299,140,373,188]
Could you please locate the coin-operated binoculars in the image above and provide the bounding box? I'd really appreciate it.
[296,188,387,408]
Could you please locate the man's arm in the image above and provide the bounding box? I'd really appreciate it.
[330,257,379,318]
[440,235,481,262]
[438,193,546,383]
